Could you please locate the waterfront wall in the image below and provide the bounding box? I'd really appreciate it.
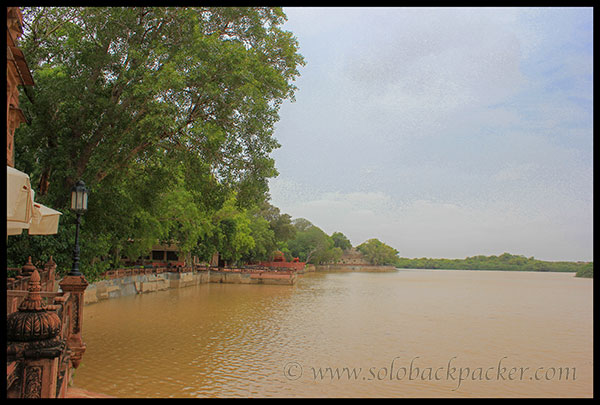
[209,269,296,285]
[84,271,209,305]
[82,264,397,306]
[84,268,297,305]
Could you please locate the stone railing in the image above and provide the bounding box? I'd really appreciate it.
[6,257,88,398]
[216,265,296,274]
[100,264,206,280]
[99,264,300,280]
[7,257,57,315]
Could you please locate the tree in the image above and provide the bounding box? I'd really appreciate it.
[291,218,314,232]
[575,263,593,278]
[393,254,590,273]
[356,238,399,265]
[10,7,305,278]
[287,223,341,264]
[243,208,277,262]
[202,194,254,265]
[255,201,296,243]
[331,231,352,251]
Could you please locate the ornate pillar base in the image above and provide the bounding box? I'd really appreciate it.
[68,343,87,369]
[6,270,66,398]
[59,274,88,369]
[6,341,66,398]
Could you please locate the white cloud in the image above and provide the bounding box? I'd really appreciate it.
[269,181,592,261]
[493,163,537,182]
[274,7,593,262]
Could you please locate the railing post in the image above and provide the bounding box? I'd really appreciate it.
[58,273,88,369]
[44,256,57,292]
[6,270,65,398]
[20,256,36,277]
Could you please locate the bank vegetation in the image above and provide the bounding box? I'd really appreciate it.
[395,253,593,275]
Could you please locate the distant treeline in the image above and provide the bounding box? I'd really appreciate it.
[395,252,593,276]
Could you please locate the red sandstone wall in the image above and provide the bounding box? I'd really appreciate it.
[6,7,34,168]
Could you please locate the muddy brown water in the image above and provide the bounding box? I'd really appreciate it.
[73,270,593,397]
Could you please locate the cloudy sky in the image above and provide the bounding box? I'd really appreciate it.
[268,7,593,262]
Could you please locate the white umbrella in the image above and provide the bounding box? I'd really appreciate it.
[7,165,34,236]
[29,202,62,235]
[6,165,62,236]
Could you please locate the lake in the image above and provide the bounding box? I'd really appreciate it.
[73,269,593,397]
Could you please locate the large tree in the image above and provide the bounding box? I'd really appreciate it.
[356,238,399,266]
[331,231,352,251]
[256,201,296,242]
[286,220,342,264]
[9,7,304,278]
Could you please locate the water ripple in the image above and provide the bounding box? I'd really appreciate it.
[75,271,593,398]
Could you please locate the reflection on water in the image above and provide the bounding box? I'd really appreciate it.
[74,270,593,397]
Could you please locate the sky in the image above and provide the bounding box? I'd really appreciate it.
[268,7,593,262]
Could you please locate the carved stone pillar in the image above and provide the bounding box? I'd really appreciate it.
[44,256,57,292]
[20,256,36,277]
[59,274,88,369]
[6,269,65,398]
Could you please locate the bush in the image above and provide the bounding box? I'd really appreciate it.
[575,263,593,278]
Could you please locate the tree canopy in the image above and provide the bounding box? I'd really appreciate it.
[8,7,304,279]
[331,231,352,251]
[283,219,343,264]
[356,238,400,265]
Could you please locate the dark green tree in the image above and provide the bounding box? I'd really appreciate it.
[256,201,296,243]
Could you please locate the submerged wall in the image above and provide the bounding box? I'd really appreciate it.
[84,271,209,305]
[83,269,296,305]
[209,269,296,285]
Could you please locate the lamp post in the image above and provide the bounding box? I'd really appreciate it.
[69,180,89,277]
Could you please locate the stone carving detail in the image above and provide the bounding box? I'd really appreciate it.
[7,362,22,393]
[21,256,36,277]
[24,366,42,398]
[72,300,80,333]
[6,269,61,342]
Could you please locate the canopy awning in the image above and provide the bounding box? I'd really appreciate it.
[7,166,61,236]
[30,202,62,235]
[7,165,34,235]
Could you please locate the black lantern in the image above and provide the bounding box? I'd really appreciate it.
[70,180,89,213]
[69,180,89,276]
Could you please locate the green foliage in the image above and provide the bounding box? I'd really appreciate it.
[286,220,339,264]
[356,238,399,265]
[197,194,255,265]
[291,218,314,232]
[6,222,75,279]
[256,201,296,242]
[395,253,592,274]
[331,231,352,251]
[244,213,277,262]
[10,7,304,277]
[575,262,593,278]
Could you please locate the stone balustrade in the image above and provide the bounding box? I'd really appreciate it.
[99,264,298,280]
[7,257,57,315]
[6,257,87,398]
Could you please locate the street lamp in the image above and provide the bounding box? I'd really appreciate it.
[69,180,89,276]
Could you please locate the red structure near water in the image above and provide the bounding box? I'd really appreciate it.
[256,251,306,272]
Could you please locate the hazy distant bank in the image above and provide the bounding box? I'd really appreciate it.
[394,253,593,277]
